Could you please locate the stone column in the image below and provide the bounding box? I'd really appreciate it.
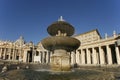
[46,51,49,64]
[27,53,29,62]
[8,48,11,60]
[74,52,76,64]
[81,49,85,64]
[86,48,91,64]
[71,52,75,65]
[12,49,15,60]
[76,50,80,65]
[47,51,51,63]
[92,48,97,64]
[0,48,2,58]
[99,46,105,65]
[14,49,17,60]
[39,51,41,63]
[19,49,22,61]
[115,46,120,64]
[79,51,81,64]
[23,50,28,62]
[3,48,6,59]
[106,45,112,64]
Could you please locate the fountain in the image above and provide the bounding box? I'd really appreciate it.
[41,16,80,71]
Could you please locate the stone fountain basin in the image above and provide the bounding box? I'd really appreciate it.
[41,36,80,51]
[47,21,75,36]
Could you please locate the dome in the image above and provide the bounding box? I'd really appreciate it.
[41,36,80,51]
[47,21,74,36]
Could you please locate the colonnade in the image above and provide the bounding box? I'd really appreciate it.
[70,44,120,66]
[0,48,22,61]
[23,43,120,67]
[37,51,51,64]
[24,50,51,64]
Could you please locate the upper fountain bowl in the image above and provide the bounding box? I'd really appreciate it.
[47,21,74,36]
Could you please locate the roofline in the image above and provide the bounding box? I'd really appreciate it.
[73,29,102,39]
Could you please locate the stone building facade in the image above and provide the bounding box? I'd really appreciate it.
[0,29,120,66]
[73,29,120,66]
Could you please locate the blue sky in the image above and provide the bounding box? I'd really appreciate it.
[0,0,120,44]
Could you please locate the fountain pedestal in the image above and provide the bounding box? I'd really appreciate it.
[50,49,70,71]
